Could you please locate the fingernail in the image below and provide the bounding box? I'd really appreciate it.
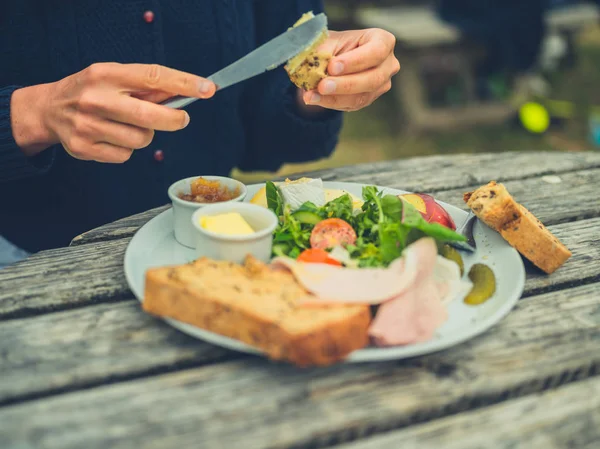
[330,61,344,76]
[309,92,321,104]
[183,112,190,127]
[322,80,336,95]
[199,81,212,95]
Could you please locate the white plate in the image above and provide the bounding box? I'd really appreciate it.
[124,182,525,362]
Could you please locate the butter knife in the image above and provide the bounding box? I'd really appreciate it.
[162,13,328,109]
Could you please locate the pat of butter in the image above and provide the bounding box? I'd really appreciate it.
[200,212,254,235]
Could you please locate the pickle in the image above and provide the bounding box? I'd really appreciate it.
[464,263,496,305]
[440,244,464,276]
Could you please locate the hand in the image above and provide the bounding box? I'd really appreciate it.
[11,63,216,162]
[302,29,400,111]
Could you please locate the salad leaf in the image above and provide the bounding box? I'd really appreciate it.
[400,197,466,242]
[268,183,466,268]
[322,194,354,222]
[266,181,283,217]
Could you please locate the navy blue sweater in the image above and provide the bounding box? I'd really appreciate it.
[0,0,343,253]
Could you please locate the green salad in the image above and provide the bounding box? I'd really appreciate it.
[266,181,466,268]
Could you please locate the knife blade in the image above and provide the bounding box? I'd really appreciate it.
[161,13,328,109]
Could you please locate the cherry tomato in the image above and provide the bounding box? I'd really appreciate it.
[310,218,357,250]
[297,248,342,266]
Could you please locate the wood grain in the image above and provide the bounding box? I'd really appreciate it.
[69,151,600,246]
[70,205,170,247]
[335,377,600,449]
[3,216,599,319]
[0,239,132,320]
[433,167,600,226]
[0,302,237,406]
[1,282,599,448]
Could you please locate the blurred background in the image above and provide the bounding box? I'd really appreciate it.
[233,0,600,183]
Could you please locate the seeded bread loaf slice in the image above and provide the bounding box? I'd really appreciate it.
[143,256,370,367]
[284,11,331,90]
[464,181,571,274]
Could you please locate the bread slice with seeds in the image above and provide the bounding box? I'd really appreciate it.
[284,11,331,91]
[463,181,571,274]
[143,255,370,367]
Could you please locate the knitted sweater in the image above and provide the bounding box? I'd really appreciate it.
[0,0,343,253]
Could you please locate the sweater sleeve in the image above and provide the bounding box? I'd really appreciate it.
[0,86,55,183]
[238,0,343,172]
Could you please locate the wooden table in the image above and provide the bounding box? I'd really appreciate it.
[2,151,600,449]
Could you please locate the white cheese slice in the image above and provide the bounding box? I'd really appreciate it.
[278,177,326,210]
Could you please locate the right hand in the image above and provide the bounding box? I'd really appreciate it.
[11,63,216,163]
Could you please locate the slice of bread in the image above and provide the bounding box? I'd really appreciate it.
[143,256,370,367]
[464,181,571,274]
[284,12,331,91]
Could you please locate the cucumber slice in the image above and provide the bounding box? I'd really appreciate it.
[272,243,289,257]
[292,210,322,225]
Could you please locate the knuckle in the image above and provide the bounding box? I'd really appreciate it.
[374,72,387,89]
[77,91,98,112]
[354,93,370,111]
[85,63,108,82]
[342,79,356,94]
[131,102,149,126]
[391,58,401,76]
[133,129,154,149]
[177,75,194,94]
[72,115,93,136]
[385,30,397,47]
[146,64,162,87]
[67,136,87,157]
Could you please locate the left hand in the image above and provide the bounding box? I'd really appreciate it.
[302,29,400,111]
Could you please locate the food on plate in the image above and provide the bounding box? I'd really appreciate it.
[199,212,254,236]
[278,177,326,210]
[142,236,474,366]
[272,238,472,346]
[440,243,464,276]
[310,218,357,250]
[265,179,466,266]
[464,263,496,305]
[284,12,330,91]
[464,181,571,274]
[297,248,342,266]
[143,255,370,367]
[250,179,364,212]
[400,193,457,230]
[178,177,242,203]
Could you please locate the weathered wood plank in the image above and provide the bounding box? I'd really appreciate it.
[288,151,600,194]
[0,302,237,406]
[0,239,132,320]
[69,151,600,246]
[336,377,600,449]
[524,217,600,296]
[70,205,170,247]
[1,283,599,448]
[433,167,600,226]
[3,216,599,319]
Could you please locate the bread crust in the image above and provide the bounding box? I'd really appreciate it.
[143,256,370,367]
[464,181,571,274]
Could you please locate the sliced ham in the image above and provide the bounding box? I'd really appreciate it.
[369,252,472,347]
[270,237,470,347]
[369,275,447,346]
[271,243,420,304]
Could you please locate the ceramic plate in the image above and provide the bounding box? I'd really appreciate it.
[124,182,525,362]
